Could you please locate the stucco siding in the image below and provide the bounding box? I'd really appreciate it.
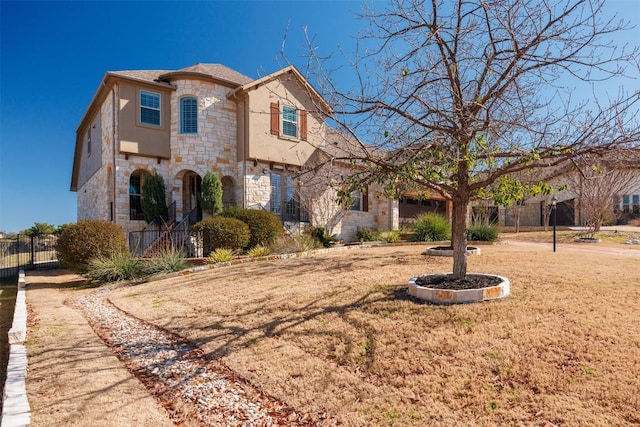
[244,76,324,166]
[118,82,172,159]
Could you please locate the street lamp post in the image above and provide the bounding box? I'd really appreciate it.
[551,196,558,252]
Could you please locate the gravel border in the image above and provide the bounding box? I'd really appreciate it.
[73,285,336,426]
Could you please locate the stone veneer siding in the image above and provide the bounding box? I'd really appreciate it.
[77,93,114,223]
[112,78,240,234]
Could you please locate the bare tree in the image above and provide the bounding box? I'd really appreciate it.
[298,0,640,278]
[298,151,349,236]
[565,153,640,236]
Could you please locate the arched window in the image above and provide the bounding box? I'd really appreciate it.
[180,97,198,134]
[129,171,148,220]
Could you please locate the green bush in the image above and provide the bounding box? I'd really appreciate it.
[356,227,377,241]
[193,217,250,254]
[221,207,283,248]
[413,213,451,242]
[378,230,401,243]
[247,245,271,258]
[143,248,188,276]
[56,220,128,272]
[467,223,499,242]
[207,248,237,264]
[85,252,141,282]
[141,172,169,224]
[200,171,223,216]
[310,227,339,248]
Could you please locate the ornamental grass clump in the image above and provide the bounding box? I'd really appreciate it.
[85,252,141,282]
[144,248,189,276]
[269,234,318,254]
[467,223,499,242]
[310,227,339,248]
[247,245,271,258]
[207,248,237,264]
[356,227,377,241]
[378,230,401,243]
[413,213,451,242]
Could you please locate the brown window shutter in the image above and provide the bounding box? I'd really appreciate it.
[300,110,307,141]
[270,102,279,135]
[362,187,369,212]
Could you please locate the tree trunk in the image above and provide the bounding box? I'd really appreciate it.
[451,198,469,279]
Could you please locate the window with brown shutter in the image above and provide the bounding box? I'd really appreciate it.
[300,110,307,141]
[270,102,279,135]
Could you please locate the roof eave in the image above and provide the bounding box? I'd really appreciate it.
[227,65,332,114]
[158,70,245,89]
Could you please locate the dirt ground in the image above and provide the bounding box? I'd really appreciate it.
[20,235,640,426]
[23,270,173,427]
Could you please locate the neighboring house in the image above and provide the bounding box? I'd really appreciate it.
[479,152,640,228]
[70,63,400,246]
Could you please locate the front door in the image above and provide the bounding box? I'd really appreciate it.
[183,172,202,223]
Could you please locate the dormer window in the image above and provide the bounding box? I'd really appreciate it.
[140,90,161,126]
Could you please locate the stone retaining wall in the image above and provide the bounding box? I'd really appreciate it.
[1,270,30,427]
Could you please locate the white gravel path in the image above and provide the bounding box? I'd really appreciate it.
[73,285,332,426]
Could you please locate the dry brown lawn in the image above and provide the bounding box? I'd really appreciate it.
[107,238,640,427]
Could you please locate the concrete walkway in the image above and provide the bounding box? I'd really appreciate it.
[24,271,174,427]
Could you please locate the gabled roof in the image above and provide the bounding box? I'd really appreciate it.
[159,63,253,86]
[108,69,174,86]
[228,65,331,114]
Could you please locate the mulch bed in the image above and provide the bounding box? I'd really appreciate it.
[414,273,503,290]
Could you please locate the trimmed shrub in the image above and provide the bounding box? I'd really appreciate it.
[85,252,140,283]
[413,213,451,242]
[143,248,188,276]
[310,227,339,248]
[200,171,223,216]
[220,207,283,248]
[207,248,236,264]
[247,245,271,258]
[467,223,499,242]
[192,217,250,254]
[56,220,128,272]
[356,227,377,241]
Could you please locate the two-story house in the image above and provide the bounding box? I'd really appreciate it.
[70,63,401,246]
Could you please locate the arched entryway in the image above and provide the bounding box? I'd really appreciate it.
[221,176,236,209]
[182,171,202,223]
[129,169,151,221]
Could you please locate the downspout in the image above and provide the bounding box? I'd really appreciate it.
[242,95,249,208]
[112,82,118,223]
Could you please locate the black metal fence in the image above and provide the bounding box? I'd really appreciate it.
[0,235,59,278]
[129,229,203,258]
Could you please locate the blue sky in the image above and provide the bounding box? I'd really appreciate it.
[1,0,639,233]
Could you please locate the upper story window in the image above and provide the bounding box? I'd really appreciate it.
[140,90,161,126]
[282,105,298,138]
[86,128,91,156]
[180,97,198,134]
[270,102,307,141]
